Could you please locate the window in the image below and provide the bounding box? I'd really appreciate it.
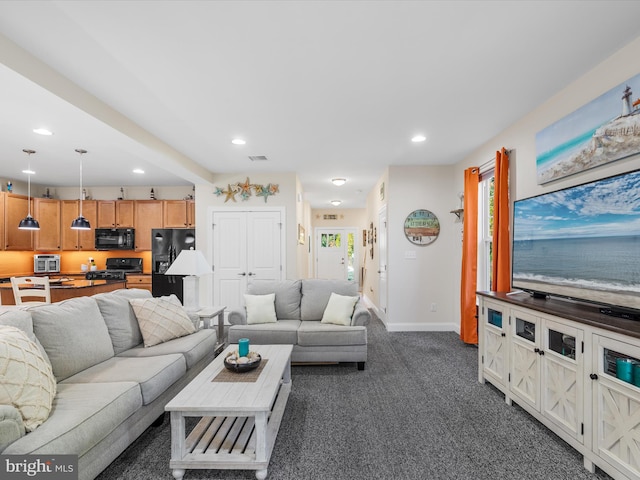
[478,174,494,291]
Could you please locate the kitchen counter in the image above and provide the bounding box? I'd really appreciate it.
[0,278,127,305]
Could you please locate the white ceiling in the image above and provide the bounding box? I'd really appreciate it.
[1,1,640,208]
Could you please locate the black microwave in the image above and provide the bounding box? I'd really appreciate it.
[95,228,135,250]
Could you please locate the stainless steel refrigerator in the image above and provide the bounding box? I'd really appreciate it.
[151,228,196,302]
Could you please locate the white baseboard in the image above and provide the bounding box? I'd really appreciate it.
[361,295,461,334]
[385,322,457,332]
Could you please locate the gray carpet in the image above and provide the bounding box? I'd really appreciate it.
[97,316,612,480]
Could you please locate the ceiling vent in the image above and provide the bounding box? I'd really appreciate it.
[248,155,268,161]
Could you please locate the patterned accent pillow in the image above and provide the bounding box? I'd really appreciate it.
[0,326,56,432]
[129,297,196,347]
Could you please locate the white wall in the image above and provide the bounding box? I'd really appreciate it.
[51,185,194,200]
[363,169,388,310]
[194,172,299,306]
[364,35,640,333]
[447,35,640,331]
[385,165,458,331]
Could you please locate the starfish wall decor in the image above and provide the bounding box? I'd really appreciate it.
[214,177,280,203]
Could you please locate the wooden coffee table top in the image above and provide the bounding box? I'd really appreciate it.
[165,344,293,414]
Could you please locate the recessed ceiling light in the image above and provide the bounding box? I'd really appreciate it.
[330,200,342,206]
[133,168,145,174]
[33,128,53,136]
[232,138,246,145]
[411,135,427,143]
[331,178,347,186]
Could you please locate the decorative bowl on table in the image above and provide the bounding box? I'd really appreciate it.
[223,351,262,373]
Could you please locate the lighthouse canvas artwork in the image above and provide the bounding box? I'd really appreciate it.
[536,72,640,184]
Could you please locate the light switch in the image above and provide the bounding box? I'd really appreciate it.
[404,250,417,259]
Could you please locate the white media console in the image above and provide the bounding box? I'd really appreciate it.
[477,291,640,480]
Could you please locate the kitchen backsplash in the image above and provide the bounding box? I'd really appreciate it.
[0,250,151,277]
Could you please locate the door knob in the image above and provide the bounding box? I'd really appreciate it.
[238,272,246,276]
[248,272,255,276]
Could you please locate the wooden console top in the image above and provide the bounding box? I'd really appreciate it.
[477,291,640,340]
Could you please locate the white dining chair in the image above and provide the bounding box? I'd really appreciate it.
[10,276,52,305]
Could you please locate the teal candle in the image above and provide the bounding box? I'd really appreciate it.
[238,338,250,357]
[616,358,634,383]
[634,363,640,388]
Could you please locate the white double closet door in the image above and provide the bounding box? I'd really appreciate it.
[212,209,283,311]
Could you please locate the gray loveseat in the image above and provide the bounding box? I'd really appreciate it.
[0,288,217,480]
[228,279,370,370]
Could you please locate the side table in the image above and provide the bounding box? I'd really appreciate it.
[197,306,226,354]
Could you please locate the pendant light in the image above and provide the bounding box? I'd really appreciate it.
[18,149,40,230]
[71,148,91,230]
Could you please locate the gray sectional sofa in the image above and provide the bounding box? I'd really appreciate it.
[0,288,217,480]
[228,279,370,369]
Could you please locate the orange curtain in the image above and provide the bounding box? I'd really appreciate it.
[460,167,479,344]
[492,147,511,292]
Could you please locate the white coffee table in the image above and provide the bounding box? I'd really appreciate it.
[165,344,293,480]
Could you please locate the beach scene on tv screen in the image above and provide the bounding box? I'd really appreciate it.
[513,170,640,302]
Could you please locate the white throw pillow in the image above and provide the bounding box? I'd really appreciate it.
[244,294,278,324]
[130,297,196,347]
[0,326,56,432]
[321,293,359,326]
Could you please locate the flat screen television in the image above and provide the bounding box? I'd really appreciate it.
[512,168,640,318]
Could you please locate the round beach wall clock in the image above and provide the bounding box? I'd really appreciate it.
[404,209,440,245]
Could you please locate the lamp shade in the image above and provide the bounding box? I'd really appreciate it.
[18,215,40,230]
[70,215,91,230]
[164,249,212,276]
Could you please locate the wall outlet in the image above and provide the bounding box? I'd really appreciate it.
[430,303,437,312]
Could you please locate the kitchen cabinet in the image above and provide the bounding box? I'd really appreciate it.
[0,193,5,250]
[4,193,33,251]
[61,200,97,250]
[163,200,195,228]
[97,200,134,228]
[134,200,163,251]
[187,200,195,227]
[126,274,152,292]
[34,198,61,251]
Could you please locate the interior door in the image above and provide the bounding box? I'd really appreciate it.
[315,228,357,282]
[212,210,282,310]
[378,206,388,316]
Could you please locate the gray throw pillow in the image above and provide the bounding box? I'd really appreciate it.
[29,297,115,382]
[301,279,358,321]
[247,279,302,320]
[94,288,151,353]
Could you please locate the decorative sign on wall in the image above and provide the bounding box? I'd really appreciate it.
[214,177,279,203]
[404,209,440,245]
[536,73,640,184]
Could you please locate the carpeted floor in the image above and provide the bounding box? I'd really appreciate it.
[97,316,612,480]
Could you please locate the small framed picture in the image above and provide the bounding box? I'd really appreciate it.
[298,224,305,245]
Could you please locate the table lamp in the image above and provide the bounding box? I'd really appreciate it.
[164,249,212,311]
